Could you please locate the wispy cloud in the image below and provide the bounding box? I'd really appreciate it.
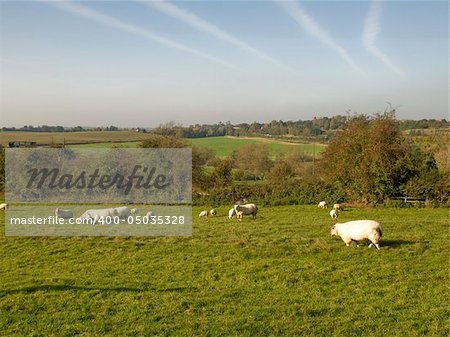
[45,0,241,71]
[277,0,365,76]
[363,0,403,75]
[140,0,291,71]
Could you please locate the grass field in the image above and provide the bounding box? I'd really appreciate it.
[68,141,141,148]
[188,136,325,157]
[1,132,325,158]
[0,205,448,336]
[0,131,149,146]
[2,129,447,159]
[70,136,325,157]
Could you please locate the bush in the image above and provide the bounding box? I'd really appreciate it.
[192,177,343,207]
[380,199,415,208]
[140,134,187,148]
[319,113,444,204]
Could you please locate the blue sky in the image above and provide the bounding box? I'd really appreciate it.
[0,1,448,127]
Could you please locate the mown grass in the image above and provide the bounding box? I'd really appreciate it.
[0,131,148,146]
[0,205,448,336]
[69,136,324,158]
[1,132,324,159]
[188,136,325,157]
[68,141,141,149]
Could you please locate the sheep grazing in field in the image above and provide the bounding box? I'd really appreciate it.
[55,208,73,219]
[199,210,208,218]
[78,208,119,224]
[329,209,339,219]
[114,206,138,219]
[331,220,383,250]
[333,203,341,210]
[236,210,244,221]
[210,209,217,216]
[234,203,258,219]
[228,208,236,219]
[318,201,327,208]
[145,211,154,219]
[0,203,8,210]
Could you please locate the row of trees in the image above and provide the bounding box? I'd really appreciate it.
[2,125,83,132]
[142,113,449,205]
[399,119,449,130]
[1,125,128,132]
[151,116,351,139]
[152,117,448,140]
[2,117,447,138]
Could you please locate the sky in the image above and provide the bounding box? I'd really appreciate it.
[0,0,448,128]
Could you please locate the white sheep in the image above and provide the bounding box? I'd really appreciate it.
[0,203,8,210]
[114,206,137,219]
[55,208,73,219]
[209,209,217,216]
[234,203,258,219]
[331,220,383,250]
[329,209,338,219]
[228,208,236,219]
[318,201,327,208]
[333,203,341,210]
[199,210,208,217]
[78,208,119,224]
[145,211,154,219]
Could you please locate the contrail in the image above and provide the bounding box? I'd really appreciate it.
[140,0,291,71]
[44,0,241,71]
[277,0,365,76]
[363,0,403,75]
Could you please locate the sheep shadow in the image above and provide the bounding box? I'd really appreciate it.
[0,284,198,296]
[382,239,416,248]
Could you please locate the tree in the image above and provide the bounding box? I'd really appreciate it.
[212,158,233,187]
[400,149,442,201]
[191,146,215,190]
[319,113,438,203]
[140,136,214,190]
[267,161,294,184]
[140,135,187,148]
[234,143,272,180]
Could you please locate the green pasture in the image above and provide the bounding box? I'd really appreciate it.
[0,205,448,336]
[69,136,325,158]
[68,141,141,149]
[0,131,148,146]
[1,131,325,158]
[188,136,325,157]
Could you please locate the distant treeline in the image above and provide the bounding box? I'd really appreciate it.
[152,117,450,139]
[140,113,450,207]
[0,113,448,206]
[2,117,448,138]
[1,125,122,132]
